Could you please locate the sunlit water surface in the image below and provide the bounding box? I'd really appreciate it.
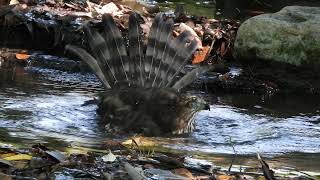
[0,65,319,172]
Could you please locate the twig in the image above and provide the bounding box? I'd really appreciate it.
[227,136,237,173]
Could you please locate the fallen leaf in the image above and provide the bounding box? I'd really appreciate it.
[15,53,30,60]
[0,153,16,159]
[3,154,32,161]
[192,46,210,64]
[217,175,236,180]
[45,151,66,162]
[173,168,194,179]
[101,2,119,15]
[9,0,19,5]
[102,151,117,162]
[122,137,155,147]
[65,147,88,155]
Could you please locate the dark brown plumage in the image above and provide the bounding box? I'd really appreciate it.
[98,87,209,136]
[66,12,211,136]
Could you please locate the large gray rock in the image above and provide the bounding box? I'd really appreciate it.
[234,6,320,66]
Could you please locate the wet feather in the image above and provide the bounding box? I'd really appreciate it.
[151,18,174,87]
[158,30,193,87]
[165,39,199,87]
[172,65,213,91]
[144,13,163,86]
[129,13,145,86]
[102,14,129,84]
[83,25,117,86]
[65,45,111,89]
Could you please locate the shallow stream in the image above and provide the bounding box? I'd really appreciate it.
[0,62,319,173]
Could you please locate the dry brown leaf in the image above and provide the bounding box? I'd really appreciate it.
[192,46,210,64]
[173,168,194,179]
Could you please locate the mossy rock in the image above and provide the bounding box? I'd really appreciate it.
[234,6,320,67]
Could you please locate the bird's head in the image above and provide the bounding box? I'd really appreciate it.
[184,95,210,112]
[171,94,210,135]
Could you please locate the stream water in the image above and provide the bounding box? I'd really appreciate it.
[0,62,319,173]
[121,0,215,18]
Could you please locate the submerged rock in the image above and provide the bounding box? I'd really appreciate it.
[234,6,320,67]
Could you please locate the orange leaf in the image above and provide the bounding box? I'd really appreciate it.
[192,46,210,64]
[15,53,31,60]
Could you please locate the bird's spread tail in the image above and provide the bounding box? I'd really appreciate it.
[66,12,210,91]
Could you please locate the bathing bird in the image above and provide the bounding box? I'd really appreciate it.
[66,13,210,136]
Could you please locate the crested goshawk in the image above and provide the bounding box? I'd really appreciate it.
[66,13,210,136]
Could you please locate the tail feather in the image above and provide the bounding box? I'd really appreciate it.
[158,30,193,87]
[172,65,213,91]
[66,12,206,91]
[128,13,145,86]
[83,25,118,86]
[165,37,199,87]
[65,45,111,89]
[151,18,174,87]
[144,13,163,86]
[102,14,130,84]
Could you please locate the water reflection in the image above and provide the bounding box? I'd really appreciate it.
[193,105,320,154]
[0,66,106,147]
